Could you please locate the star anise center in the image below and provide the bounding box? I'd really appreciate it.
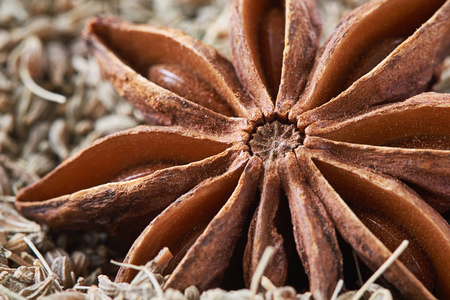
[249,121,303,160]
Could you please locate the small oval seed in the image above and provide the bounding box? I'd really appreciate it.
[184,285,200,300]
[51,256,76,289]
[20,252,37,265]
[4,233,28,252]
[148,64,234,116]
[71,251,89,276]
[1,274,26,292]
[98,274,121,297]
[356,209,435,292]
[46,41,68,86]
[0,166,11,196]
[14,266,35,285]
[44,248,69,266]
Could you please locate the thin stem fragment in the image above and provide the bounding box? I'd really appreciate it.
[250,246,274,299]
[19,39,66,104]
[352,240,410,300]
[331,279,344,300]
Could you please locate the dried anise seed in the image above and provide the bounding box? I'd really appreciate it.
[4,233,28,252]
[98,274,125,297]
[19,273,60,298]
[13,266,35,285]
[184,285,200,300]
[16,0,450,299]
[70,251,90,276]
[33,260,47,283]
[44,248,70,266]
[51,256,76,289]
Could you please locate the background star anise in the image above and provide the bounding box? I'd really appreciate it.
[16,0,450,299]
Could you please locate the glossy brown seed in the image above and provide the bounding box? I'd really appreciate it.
[148,64,234,117]
[83,17,262,124]
[354,208,435,292]
[309,153,450,298]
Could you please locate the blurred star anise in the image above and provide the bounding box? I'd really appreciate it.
[16,0,450,299]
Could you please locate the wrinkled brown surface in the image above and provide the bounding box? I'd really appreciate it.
[116,151,250,282]
[16,129,244,236]
[84,17,262,127]
[15,0,450,299]
[244,161,287,287]
[279,151,342,300]
[291,0,450,128]
[308,153,450,298]
[164,156,261,290]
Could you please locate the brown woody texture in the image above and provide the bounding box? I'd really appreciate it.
[16,0,450,299]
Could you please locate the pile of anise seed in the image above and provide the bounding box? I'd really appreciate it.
[0,0,449,299]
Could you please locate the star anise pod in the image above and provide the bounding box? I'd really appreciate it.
[16,0,450,299]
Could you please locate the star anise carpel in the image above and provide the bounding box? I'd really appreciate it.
[15,0,450,299]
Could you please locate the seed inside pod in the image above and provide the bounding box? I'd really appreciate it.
[354,208,435,291]
[148,64,234,117]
